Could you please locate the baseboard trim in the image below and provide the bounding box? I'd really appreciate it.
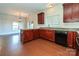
[0,32,20,36]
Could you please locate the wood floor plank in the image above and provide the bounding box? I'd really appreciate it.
[0,34,76,56]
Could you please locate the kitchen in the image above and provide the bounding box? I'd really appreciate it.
[0,3,79,56]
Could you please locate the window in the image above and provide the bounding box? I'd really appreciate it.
[12,22,19,30]
[27,21,34,29]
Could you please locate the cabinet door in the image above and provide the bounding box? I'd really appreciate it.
[21,30,33,43]
[45,30,55,42]
[25,30,33,41]
[21,30,29,43]
[76,49,79,56]
[67,32,73,48]
[73,32,77,48]
[63,3,73,22]
[39,29,46,39]
[33,29,39,39]
[38,12,44,24]
[72,3,79,22]
[67,32,77,48]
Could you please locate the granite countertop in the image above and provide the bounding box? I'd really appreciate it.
[21,27,79,32]
[21,28,39,30]
[40,27,79,32]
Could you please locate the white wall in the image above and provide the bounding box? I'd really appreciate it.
[0,4,64,35]
[0,15,3,34]
[45,4,63,28]
[0,12,37,35]
[24,12,38,29]
[35,3,79,28]
[1,3,79,35]
[0,14,19,35]
[35,4,63,28]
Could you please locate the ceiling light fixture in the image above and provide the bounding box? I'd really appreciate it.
[47,3,53,8]
[15,11,29,22]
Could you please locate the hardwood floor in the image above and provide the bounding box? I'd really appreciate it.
[0,34,76,56]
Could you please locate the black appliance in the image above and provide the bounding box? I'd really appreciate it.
[55,30,68,47]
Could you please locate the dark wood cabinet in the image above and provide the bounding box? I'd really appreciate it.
[63,3,72,22]
[33,29,39,39]
[72,4,79,22]
[67,32,73,48]
[21,30,33,43]
[21,29,77,49]
[76,47,79,56]
[45,30,55,42]
[21,29,55,43]
[67,32,77,48]
[38,12,44,24]
[39,29,55,42]
[63,3,79,22]
[39,29,46,39]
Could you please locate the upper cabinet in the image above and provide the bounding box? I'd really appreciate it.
[72,3,79,21]
[38,12,44,24]
[63,3,72,22]
[63,3,79,22]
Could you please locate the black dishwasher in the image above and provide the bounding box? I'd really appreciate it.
[55,31,68,47]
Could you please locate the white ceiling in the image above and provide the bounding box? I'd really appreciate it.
[0,3,47,16]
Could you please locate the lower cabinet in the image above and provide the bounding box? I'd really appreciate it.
[67,32,77,48]
[21,29,77,49]
[33,29,39,39]
[76,49,79,56]
[21,30,33,43]
[39,29,46,39]
[45,30,55,42]
[39,29,55,42]
[21,29,55,43]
